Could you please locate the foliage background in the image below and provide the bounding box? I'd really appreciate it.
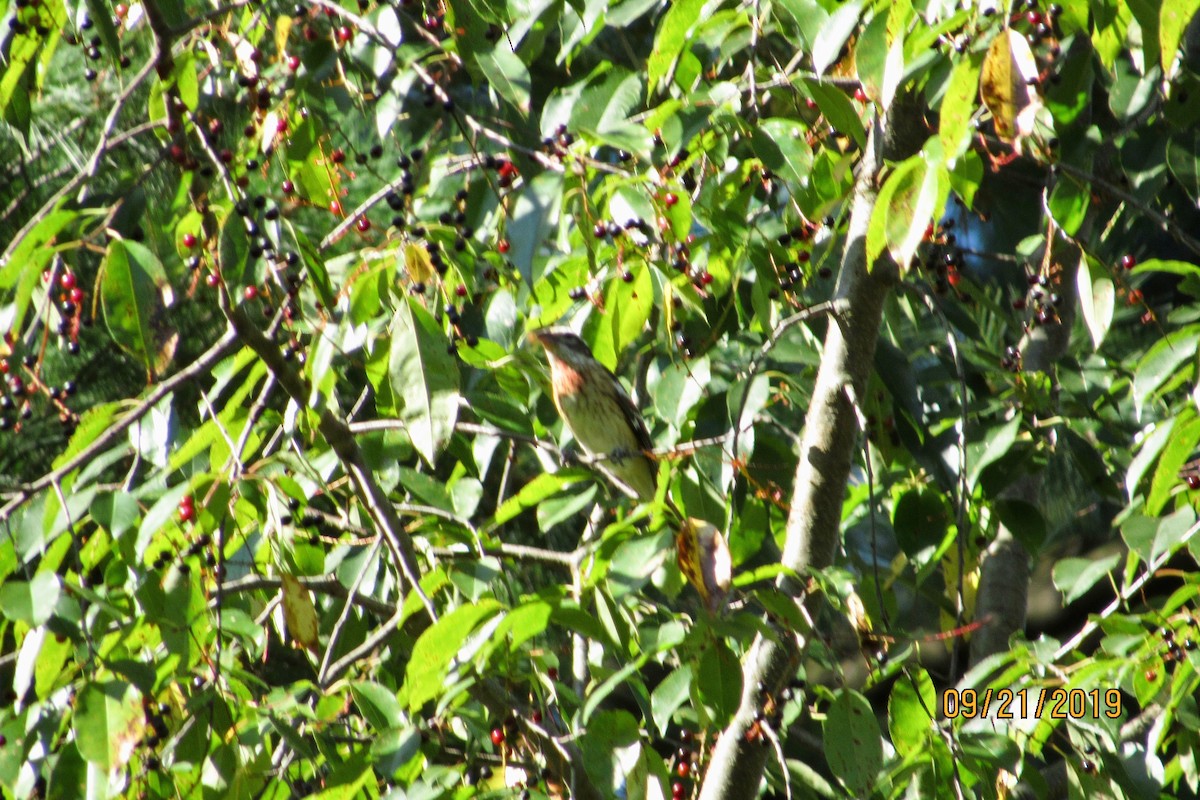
[3,0,1200,798]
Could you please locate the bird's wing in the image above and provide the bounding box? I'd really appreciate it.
[608,374,654,453]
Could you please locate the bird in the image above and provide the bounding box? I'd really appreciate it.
[529,327,658,502]
[530,327,734,612]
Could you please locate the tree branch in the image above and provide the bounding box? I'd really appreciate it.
[698,102,909,798]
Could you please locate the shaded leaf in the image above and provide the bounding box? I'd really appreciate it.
[1076,254,1113,349]
[824,689,882,796]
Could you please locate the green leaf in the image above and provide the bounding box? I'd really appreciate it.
[647,0,705,93]
[0,30,38,135]
[752,119,814,185]
[993,498,1046,552]
[824,689,882,796]
[1076,254,1114,349]
[867,148,948,274]
[490,472,579,528]
[1160,0,1200,76]
[651,664,693,735]
[697,639,742,727]
[581,710,641,794]
[812,0,863,76]
[1052,553,1122,604]
[608,263,653,356]
[888,668,935,757]
[91,492,140,541]
[968,416,1022,489]
[0,571,60,626]
[389,298,461,465]
[1147,410,1200,515]
[476,46,532,114]
[83,0,122,66]
[802,78,867,150]
[100,239,176,379]
[572,70,645,136]
[403,600,502,711]
[1167,130,1200,207]
[46,741,89,800]
[1132,325,1200,419]
[351,681,405,731]
[939,51,984,162]
[74,680,144,770]
[1048,174,1090,236]
[495,600,553,651]
[892,487,951,558]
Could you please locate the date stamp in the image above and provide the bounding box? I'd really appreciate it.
[941,687,1122,720]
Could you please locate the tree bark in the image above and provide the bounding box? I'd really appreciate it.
[697,105,915,798]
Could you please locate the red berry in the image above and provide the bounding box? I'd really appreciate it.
[331,148,346,164]
[455,285,468,297]
[854,87,867,102]
[205,273,220,288]
[490,728,505,746]
[676,761,690,778]
[244,285,258,301]
[287,54,301,71]
[699,271,714,286]
[804,97,817,110]
[1121,254,1136,270]
[329,199,342,215]
[672,782,685,799]
[282,180,295,195]
[182,233,197,249]
[337,25,353,42]
[546,667,558,680]
[219,149,234,164]
[277,117,289,134]
[115,3,129,18]
[69,288,84,305]
[531,710,542,724]
[178,501,194,522]
[1187,475,1200,490]
[1127,289,1143,305]
[1026,10,1042,25]
[497,239,510,254]
[180,495,194,509]
[356,217,371,232]
[663,192,679,207]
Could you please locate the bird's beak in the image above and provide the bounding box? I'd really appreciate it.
[527,329,549,347]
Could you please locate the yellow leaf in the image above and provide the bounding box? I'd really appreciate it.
[676,518,732,612]
[980,29,1042,145]
[405,241,436,285]
[281,573,320,653]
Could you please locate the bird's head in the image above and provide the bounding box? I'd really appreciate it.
[529,327,595,368]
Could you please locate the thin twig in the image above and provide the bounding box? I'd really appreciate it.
[0,329,240,522]
[1053,520,1200,660]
